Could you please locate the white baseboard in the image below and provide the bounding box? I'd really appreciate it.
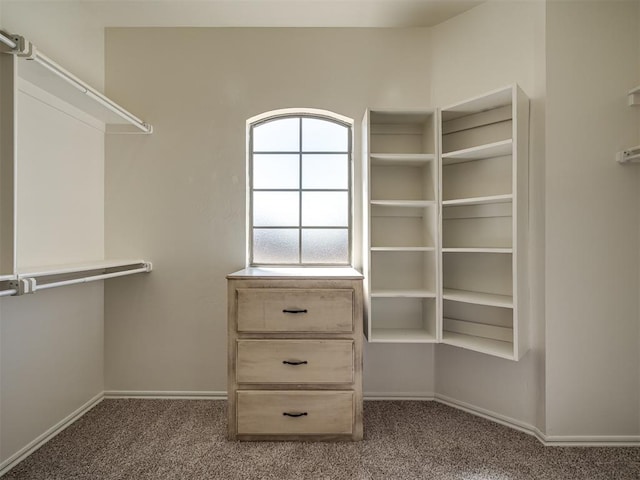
[0,392,104,477]
[364,391,435,401]
[434,394,640,446]
[103,390,227,400]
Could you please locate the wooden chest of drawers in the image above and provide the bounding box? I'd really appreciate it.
[227,268,363,441]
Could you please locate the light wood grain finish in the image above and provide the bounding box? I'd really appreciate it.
[228,272,363,441]
[236,391,354,435]
[237,340,353,384]
[237,288,353,333]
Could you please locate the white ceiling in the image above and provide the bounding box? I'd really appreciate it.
[74,0,484,28]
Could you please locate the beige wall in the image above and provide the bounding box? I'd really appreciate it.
[0,0,105,467]
[104,27,435,396]
[545,0,640,437]
[430,0,547,430]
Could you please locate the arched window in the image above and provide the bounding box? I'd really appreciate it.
[248,109,353,266]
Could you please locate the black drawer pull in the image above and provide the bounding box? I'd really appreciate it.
[282,308,308,314]
[282,360,308,366]
[283,412,308,418]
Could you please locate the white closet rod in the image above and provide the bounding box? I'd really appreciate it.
[29,52,152,133]
[0,31,16,49]
[34,266,150,291]
[0,288,18,297]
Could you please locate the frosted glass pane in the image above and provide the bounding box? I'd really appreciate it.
[253,118,300,152]
[301,192,348,226]
[301,229,349,264]
[302,118,348,152]
[302,155,348,189]
[254,229,299,264]
[253,154,299,189]
[253,192,299,226]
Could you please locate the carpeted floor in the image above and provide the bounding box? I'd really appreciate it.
[3,400,640,479]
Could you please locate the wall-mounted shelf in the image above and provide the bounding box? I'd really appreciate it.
[1,31,152,134]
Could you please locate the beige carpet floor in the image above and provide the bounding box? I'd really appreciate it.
[3,400,639,479]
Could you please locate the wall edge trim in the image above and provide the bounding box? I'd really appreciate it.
[0,391,104,477]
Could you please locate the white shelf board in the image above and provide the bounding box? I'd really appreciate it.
[0,274,16,281]
[371,289,436,298]
[442,194,512,207]
[442,331,514,359]
[441,85,513,121]
[17,259,148,278]
[369,328,436,343]
[370,200,436,207]
[443,288,513,308]
[370,153,434,165]
[442,247,513,254]
[18,56,150,133]
[371,246,435,252]
[442,139,512,164]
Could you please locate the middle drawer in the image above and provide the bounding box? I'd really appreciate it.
[236,340,354,384]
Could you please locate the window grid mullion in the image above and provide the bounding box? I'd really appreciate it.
[298,117,303,265]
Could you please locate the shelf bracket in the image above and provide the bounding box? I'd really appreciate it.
[8,278,36,296]
[629,86,640,106]
[616,145,640,164]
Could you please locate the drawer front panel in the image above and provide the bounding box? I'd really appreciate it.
[236,288,353,333]
[236,340,353,384]
[237,391,354,435]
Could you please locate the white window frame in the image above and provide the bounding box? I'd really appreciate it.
[247,108,354,267]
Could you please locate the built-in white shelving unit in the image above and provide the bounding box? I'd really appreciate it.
[362,85,529,360]
[439,84,529,360]
[363,109,439,343]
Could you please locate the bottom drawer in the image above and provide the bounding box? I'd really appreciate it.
[236,391,354,435]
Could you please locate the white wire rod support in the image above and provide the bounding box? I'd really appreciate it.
[617,145,640,164]
[17,260,149,279]
[0,31,17,49]
[31,52,152,134]
[4,32,152,134]
[33,266,151,292]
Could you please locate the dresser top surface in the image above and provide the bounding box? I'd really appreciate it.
[227,267,363,280]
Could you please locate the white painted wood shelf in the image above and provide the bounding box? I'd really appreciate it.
[442,247,513,254]
[370,200,436,207]
[442,288,513,308]
[370,153,434,165]
[370,246,435,252]
[442,194,512,206]
[442,139,512,165]
[369,328,436,343]
[441,331,514,359]
[371,289,437,298]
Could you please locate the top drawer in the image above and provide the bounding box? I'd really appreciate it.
[236,288,354,333]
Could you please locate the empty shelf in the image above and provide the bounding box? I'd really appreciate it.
[442,139,512,164]
[443,289,513,308]
[370,200,436,207]
[442,247,512,254]
[442,331,514,359]
[370,153,435,165]
[442,194,513,207]
[369,328,436,343]
[371,246,435,252]
[371,289,436,298]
